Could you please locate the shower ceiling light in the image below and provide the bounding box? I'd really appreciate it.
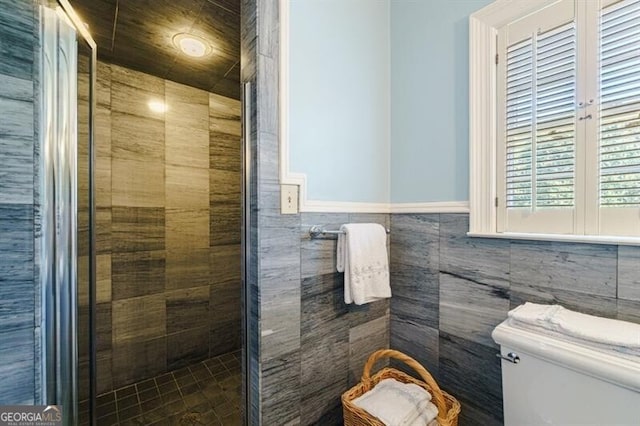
[173,33,212,58]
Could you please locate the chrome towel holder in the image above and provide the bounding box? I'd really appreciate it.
[309,225,391,239]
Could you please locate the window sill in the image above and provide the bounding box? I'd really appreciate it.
[466,231,640,246]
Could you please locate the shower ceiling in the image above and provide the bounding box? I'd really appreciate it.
[70,0,240,99]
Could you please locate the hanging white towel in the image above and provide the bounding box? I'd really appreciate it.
[336,223,391,305]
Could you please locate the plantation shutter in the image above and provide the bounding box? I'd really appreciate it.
[598,0,640,236]
[498,0,577,234]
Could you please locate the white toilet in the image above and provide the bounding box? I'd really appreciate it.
[492,320,640,425]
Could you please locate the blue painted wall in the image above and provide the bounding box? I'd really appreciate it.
[390,0,493,203]
[289,0,391,203]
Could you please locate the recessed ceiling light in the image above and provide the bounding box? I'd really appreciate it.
[148,100,167,113]
[173,33,212,58]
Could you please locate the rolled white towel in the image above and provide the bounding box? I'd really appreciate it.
[352,378,438,426]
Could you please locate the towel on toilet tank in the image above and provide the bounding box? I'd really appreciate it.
[508,302,640,356]
[336,223,391,305]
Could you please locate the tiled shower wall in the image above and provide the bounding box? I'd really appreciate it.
[88,62,242,394]
[389,213,640,425]
[0,0,39,404]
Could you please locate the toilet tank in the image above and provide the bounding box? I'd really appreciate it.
[492,321,640,426]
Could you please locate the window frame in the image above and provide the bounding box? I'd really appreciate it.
[469,0,640,245]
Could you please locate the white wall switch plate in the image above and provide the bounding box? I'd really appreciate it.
[281,184,299,214]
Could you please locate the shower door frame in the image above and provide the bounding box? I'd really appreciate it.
[39,0,97,424]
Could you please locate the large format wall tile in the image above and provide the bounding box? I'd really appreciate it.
[300,329,349,426]
[510,240,617,297]
[95,103,112,209]
[0,0,35,80]
[618,246,640,302]
[112,337,167,388]
[210,279,242,325]
[112,294,166,343]
[210,244,241,284]
[112,207,165,252]
[391,214,439,269]
[0,76,34,205]
[390,266,439,329]
[165,209,210,250]
[389,314,439,376]
[0,205,34,331]
[261,351,302,426]
[440,214,510,288]
[439,272,509,348]
[110,66,165,119]
[439,332,503,423]
[166,286,210,334]
[111,250,165,300]
[349,316,389,386]
[209,93,242,137]
[165,165,210,210]
[0,328,35,404]
[300,213,349,279]
[165,81,209,131]
[166,123,210,169]
[111,156,165,208]
[261,226,301,361]
[165,249,211,290]
[167,326,209,370]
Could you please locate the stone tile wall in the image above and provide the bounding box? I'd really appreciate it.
[241,1,395,423]
[89,62,242,394]
[0,0,39,405]
[390,213,640,425]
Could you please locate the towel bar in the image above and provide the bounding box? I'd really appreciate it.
[309,225,391,239]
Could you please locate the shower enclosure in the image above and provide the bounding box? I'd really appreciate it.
[36,1,248,424]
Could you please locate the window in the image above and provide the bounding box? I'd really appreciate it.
[469,0,640,242]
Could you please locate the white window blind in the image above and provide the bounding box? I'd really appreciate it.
[597,0,640,236]
[506,39,533,208]
[498,0,577,234]
[535,23,577,208]
[599,0,640,208]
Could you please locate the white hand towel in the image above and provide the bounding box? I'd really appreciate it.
[336,223,391,305]
[352,378,438,426]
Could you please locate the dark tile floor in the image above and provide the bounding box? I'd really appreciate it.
[82,350,242,425]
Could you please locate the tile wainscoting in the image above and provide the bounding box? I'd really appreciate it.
[390,213,640,425]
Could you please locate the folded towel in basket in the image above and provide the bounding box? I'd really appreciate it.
[352,378,438,426]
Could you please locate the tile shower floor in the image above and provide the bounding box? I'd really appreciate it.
[86,351,242,426]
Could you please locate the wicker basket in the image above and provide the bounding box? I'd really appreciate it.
[342,349,461,426]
